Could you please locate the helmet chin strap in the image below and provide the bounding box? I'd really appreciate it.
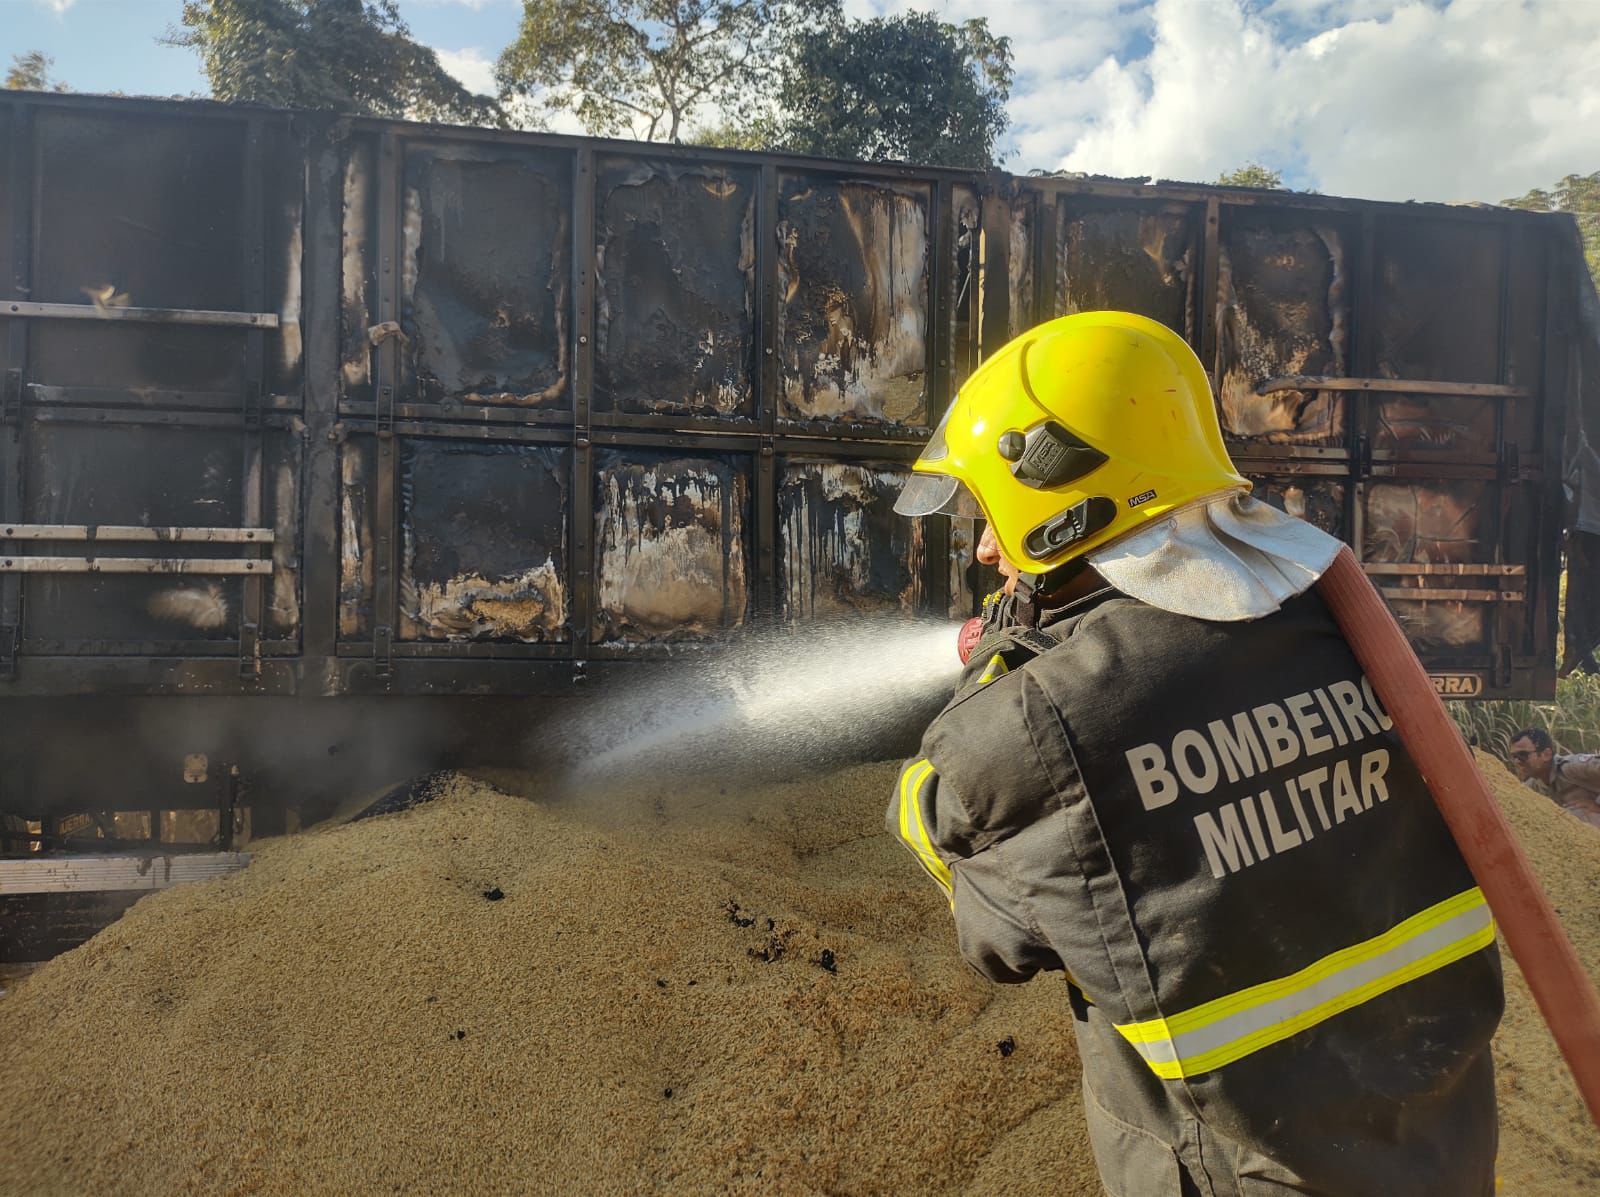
[1011,556,1093,624]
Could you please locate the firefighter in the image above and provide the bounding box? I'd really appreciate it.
[889,311,1502,1196]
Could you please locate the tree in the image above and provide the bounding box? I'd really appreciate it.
[496,0,837,144]
[167,0,502,125]
[771,12,1011,169]
[1217,163,1284,189]
[1505,172,1600,284]
[6,51,68,92]
[684,116,780,152]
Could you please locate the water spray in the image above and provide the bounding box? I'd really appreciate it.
[547,616,966,791]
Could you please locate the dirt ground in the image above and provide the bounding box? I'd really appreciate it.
[0,752,1595,1196]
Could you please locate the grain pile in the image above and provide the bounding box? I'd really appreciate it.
[1,753,1596,1196]
[0,765,1096,1197]
[1476,749,1600,1195]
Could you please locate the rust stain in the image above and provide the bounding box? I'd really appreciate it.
[405,558,567,643]
[594,459,748,644]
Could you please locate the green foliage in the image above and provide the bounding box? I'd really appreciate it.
[1449,672,1600,758]
[1504,172,1600,283]
[1217,163,1284,189]
[6,51,68,92]
[771,12,1012,168]
[167,0,502,125]
[683,116,781,152]
[498,0,836,143]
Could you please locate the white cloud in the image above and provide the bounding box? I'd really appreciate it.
[415,0,1596,202]
[1047,0,1600,202]
[435,47,498,97]
[35,0,77,13]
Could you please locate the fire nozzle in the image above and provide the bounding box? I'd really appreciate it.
[956,616,984,665]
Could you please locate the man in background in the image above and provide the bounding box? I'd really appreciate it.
[1509,728,1600,828]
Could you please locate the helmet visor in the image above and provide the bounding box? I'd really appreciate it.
[894,396,979,517]
[894,471,980,518]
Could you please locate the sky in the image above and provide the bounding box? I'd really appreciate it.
[4,0,1598,204]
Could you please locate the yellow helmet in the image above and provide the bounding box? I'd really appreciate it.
[896,311,1249,575]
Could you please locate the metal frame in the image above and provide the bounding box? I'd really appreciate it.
[0,90,1580,700]
[0,300,278,328]
[0,852,251,895]
[0,100,32,681]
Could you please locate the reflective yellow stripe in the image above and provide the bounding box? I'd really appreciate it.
[1114,887,1495,1079]
[896,759,951,898]
[976,652,1010,685]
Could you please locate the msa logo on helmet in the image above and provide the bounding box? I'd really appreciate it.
[1128,489,1157,508]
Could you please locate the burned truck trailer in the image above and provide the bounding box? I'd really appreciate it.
[0,92,1591,872]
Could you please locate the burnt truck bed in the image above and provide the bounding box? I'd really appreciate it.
[0,91,1588,712]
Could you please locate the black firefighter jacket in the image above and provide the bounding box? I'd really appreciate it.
[889,585,1503,1197]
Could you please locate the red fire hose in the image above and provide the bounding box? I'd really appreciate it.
[1317,547,1600,1128]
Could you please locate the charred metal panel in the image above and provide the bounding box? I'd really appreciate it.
[0,105,12,303]
[777,460,925,618]
[337,438,377,639]
[1055,200,1195,340]
[263,438,302,639]
[1250,476,1348,540]
[1218,215,1350,446]
[339,136,377,398]
[1373,394,1496,454]
[592,450,750,645]
[776,174,929,426]
[1364,480,1491,649]
[0,93,1579,702]
[1008,196,1034,339]
[950,185,979,392]
[397,440,569,643]
[1503,230,1548,450]
[1365,479,1489,564]
[1375,218,1502,383]
[30,110,248,394]
[946,516,1001,620]
[594,158,755,418]
[17,420,296,647]
[262,120,304,398]
[401,144,572,407]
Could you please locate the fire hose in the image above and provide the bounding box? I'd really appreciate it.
[953,547,1600,1126]
[1317,547,1600,1128]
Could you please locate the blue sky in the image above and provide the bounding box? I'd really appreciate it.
[5,0,1597,203]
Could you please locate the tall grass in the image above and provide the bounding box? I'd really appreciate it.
[1449,671,1600,757]
[1448,569,1600,759]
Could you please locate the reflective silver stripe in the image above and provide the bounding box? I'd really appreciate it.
[1115,889,1494,1079]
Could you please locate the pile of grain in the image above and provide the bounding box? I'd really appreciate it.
[1476,749,1600,1194]
[0,765,1095,1196]
[1,753,1595,1195]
